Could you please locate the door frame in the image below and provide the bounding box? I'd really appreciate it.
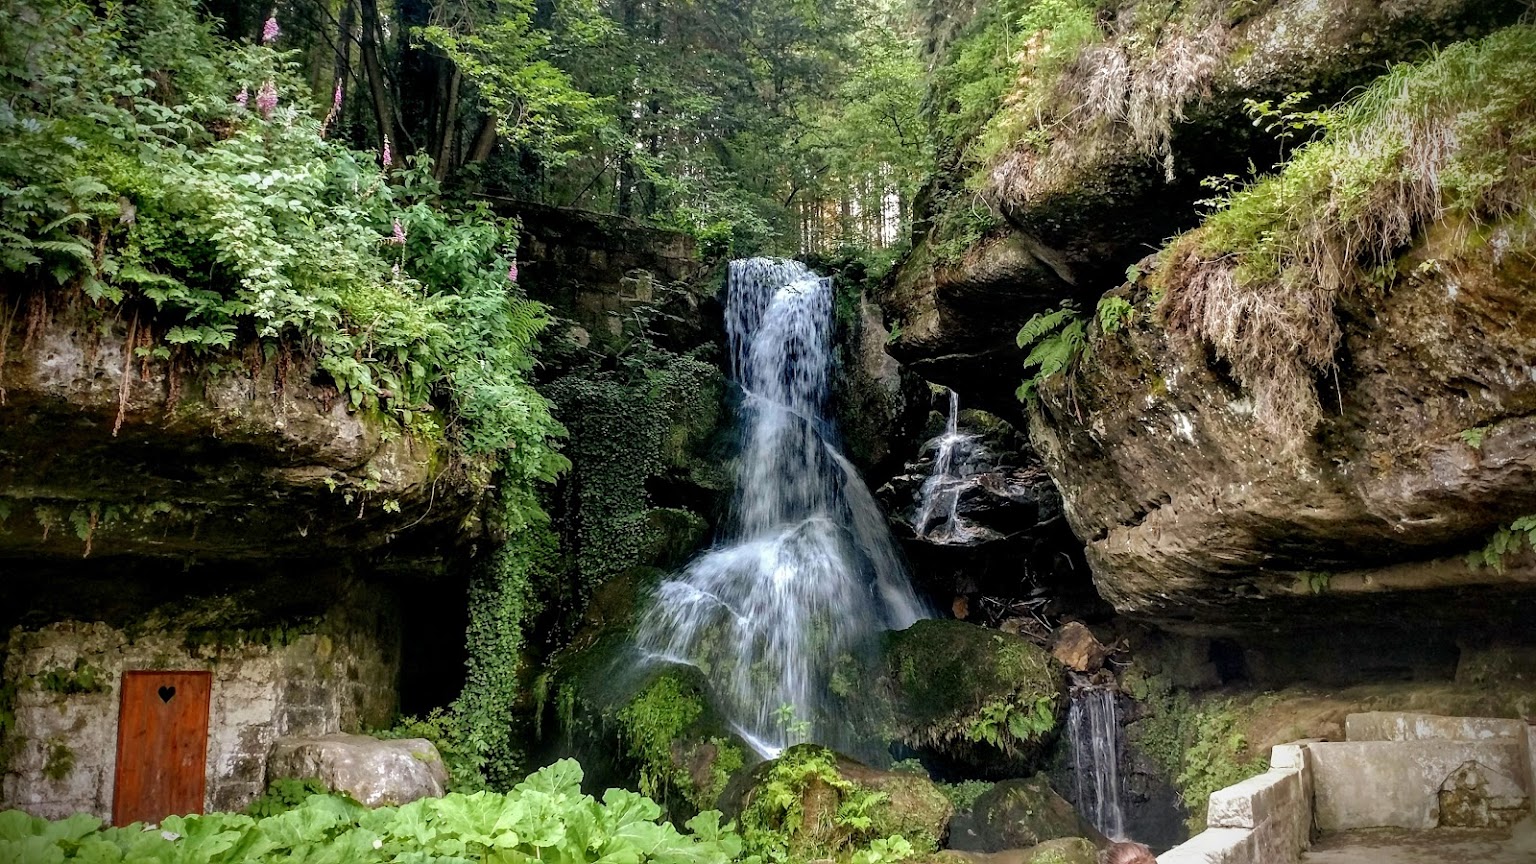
[112,669,213,826]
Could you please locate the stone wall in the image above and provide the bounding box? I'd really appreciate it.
[0,593,398,820]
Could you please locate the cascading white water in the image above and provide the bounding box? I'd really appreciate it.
[913,388,984,543]
[1068,687,1127,841]
[634,258,926,757]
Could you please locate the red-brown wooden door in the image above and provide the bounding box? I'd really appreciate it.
[112,670,212,826]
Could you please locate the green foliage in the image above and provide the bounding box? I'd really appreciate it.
[1095,296,1136,335]
[37,659,106,695]
[243,778,333,818]
[452,517,563,791]
[740,746,936,863]
[1467,515,1536,573]
[616,675,705,802]
[938,781,993,814]
[0,0,564,489]
[1162,25,1536,436]
[1300,571,1331,595]
[417,0,609,169]
[1014,303,1086,403]
[0,760,752,864]
[965,696,1056,750]
[1459,425,1492,450]
[545,343,721,616]
[848,835,916,864]
[1126,673,1270,832]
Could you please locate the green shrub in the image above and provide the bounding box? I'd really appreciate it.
[243,778,332,818]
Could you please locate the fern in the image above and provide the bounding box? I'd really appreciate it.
[1015,303,1086,403]
[1467,515,1536,572]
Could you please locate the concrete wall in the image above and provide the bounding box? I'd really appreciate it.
[0,597,398,819]
[1157,743,1314,864]
[1345,712,1526,742]
[1309,739,1529,830]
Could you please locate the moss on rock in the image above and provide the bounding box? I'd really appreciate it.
[733,744,954,860]
[947,776,1103,853]
[884,621,1066,768]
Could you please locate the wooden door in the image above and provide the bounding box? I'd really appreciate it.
[112,670,212,826]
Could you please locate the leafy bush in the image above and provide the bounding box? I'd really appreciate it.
[243,778,333,818]
[0,760,751,864]
[0,0,565,476]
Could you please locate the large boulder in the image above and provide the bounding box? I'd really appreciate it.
[882,621,1066,772]
[948,777,1105,854]
[726,744,954,857]
[266,734,448,807]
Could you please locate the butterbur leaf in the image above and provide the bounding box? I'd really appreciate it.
[519,759,584,799]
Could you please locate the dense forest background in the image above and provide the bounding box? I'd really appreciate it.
[199,0,933,258]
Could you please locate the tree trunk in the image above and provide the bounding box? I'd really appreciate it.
[466,113,499,166]
[433,66,461,179]
[358,0,396,162]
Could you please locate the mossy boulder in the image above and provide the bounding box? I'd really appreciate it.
[547,641,747,818]
[884,621,1066,771]
[926,837,1099,864]
[947,777,1104,853]
[728,744,954,859]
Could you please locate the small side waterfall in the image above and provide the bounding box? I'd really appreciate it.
[1068,687,1127,841]
[634,258,926,757]
[913,389,984,544]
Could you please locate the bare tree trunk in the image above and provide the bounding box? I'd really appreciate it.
[466,114,499,166]
[433,66,461,179]
[358,0,396,162]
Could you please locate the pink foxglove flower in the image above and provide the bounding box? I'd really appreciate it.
[507,262,518,283]
[332,82,343,112]
[235,86,249,108]
[381,137,392,168]
[262,13,280,44]
[255,80,278,118]
[389,219,407,245]
[321,82,343,137]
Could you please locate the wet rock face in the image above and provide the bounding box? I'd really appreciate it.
[879,0,1528,403]
[0,296,479,574]
[1030,235,1536,628]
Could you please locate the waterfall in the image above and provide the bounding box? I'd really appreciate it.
[913,388,983,543]
[1068,687,1127,840]
[634,258,926,757]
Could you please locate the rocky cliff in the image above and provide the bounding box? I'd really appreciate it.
[876,0,1536,637]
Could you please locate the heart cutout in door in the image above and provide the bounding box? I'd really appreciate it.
[158,686,176,703]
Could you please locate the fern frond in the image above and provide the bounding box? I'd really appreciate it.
[1016,302,1079,349]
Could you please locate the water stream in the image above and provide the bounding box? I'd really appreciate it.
[1068,686,1127,841]
[913,389,984,544]
[634,258,926,757]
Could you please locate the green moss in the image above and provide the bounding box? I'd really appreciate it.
[1124,669,1271,832]
[42,739,74,781]
[885,620,1064,759]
